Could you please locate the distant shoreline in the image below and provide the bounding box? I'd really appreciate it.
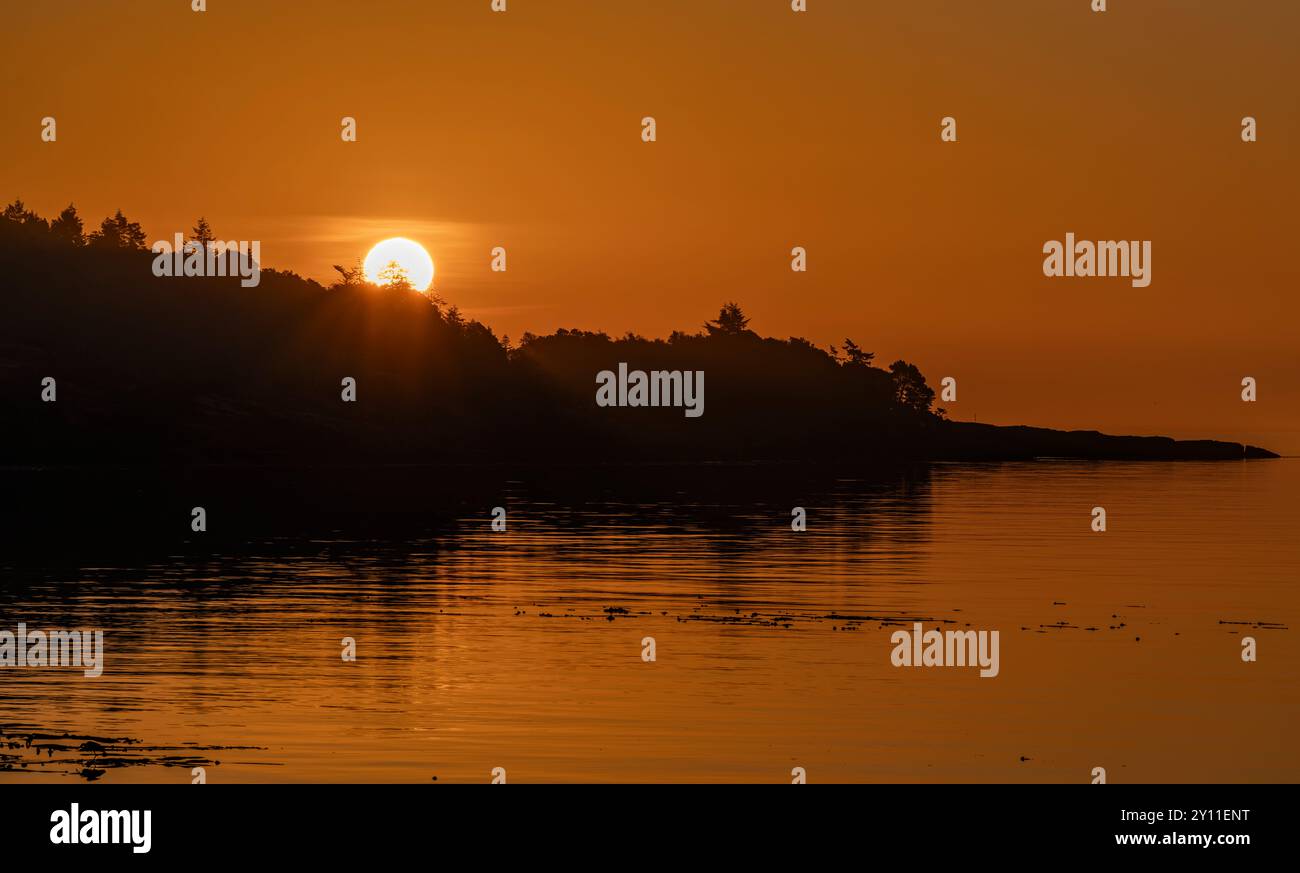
[931,420,1277,462]
[0,421,1280,471]
[1,215,1277,468]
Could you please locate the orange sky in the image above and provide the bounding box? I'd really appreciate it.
[4,0,1297,452]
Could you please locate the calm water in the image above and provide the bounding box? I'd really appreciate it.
[2,460,1296,783]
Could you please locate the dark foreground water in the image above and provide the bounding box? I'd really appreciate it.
[1,460,1295,783]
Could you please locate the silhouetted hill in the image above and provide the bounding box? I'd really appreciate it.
[0,204,1277,465]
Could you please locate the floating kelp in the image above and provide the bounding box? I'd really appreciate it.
[0,723,265,780]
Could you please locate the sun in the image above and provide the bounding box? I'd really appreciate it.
[363,238,435,291]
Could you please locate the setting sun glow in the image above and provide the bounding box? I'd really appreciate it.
[363,238,434,291]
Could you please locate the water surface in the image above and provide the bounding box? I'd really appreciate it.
[2,460,1295,783]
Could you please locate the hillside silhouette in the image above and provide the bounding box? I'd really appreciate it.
[0,201,1276,466]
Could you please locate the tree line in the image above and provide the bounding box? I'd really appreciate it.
[2,197,942,468]
[0,199,232,252]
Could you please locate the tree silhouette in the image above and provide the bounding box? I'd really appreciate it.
[377,260,413,291]
[49,204,84,246]
[704,302,751,336]
[2,199,46,228]
[190,216,215,251]
[888,360,936,414]
[331,259,369,288]
[88,209,147,250]
[841,338,875,367]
